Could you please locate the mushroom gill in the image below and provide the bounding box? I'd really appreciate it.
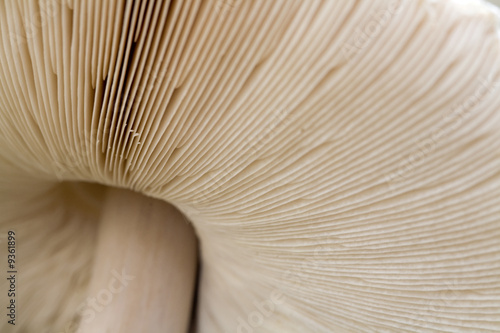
[0,0,500,332]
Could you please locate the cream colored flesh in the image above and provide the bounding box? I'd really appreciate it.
[0,0,500,332]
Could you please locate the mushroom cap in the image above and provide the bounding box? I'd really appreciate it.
[1,0,500,332]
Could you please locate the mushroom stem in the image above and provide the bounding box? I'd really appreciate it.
[77,187,198,332]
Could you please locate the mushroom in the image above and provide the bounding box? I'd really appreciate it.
[1,0,500,332]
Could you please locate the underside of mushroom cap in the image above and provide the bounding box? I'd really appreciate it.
[1,0,500,332]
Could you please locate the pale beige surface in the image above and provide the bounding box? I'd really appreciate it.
[78,188,197,333]
[0,0,499,332]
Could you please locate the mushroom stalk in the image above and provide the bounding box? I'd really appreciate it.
[77,188,198,332]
